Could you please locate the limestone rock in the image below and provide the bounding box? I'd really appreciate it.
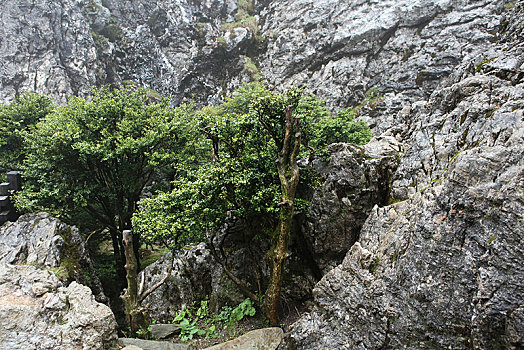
[286,2,524,348]
[122,346,144,350]
[150,323,182,339]
[0,263,117,350]
[301,138,401,273]
[0,212,106,302]
[0,0,509,123]
[204,328,284,350]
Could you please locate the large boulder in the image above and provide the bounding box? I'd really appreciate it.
[301,137,401,273]
[0,212,106,302]
[0,263,117,349]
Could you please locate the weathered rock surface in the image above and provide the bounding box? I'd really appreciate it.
[0,0,510,121]
[0,263,117,350]
[286,2,524,349]
[0,0,256,106]
[150,323,182,339]
[0,212,106,302]
[301,137,401,273]
[204,327,283,350]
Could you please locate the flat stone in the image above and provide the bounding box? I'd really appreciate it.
[204,328,284,350]
[122,346,143,350]
[150,323,181,339]
[118,338,190,350]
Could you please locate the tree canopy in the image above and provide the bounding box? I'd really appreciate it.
[0,93,54,173]
[132,82,373,324]
[16,86,193,276]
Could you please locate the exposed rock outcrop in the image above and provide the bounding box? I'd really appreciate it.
[0,263,117,350]
[301,136,401,273]
[0,212,106,302]
[285,2,524,348]
[0,0,509,119]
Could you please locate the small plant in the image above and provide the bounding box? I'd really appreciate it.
[229,298,256,323]
[135,326,153,340]
[172,298,257,342]
[173,307,206,341]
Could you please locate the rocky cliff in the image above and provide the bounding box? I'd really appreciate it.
[0,0,510,111]
[285,1,524,349]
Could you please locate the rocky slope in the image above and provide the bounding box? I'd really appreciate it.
[284,2,524,349]
[1,0,523,349]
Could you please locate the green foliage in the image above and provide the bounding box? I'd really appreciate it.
[172,298,256,342]
[16,85,192,242]
[0,93,54,171]
[229,298,256,322]
[222,16,258,34]
[243,56,262,81]
[297,93,373,150]
[133,82,373,250]
[237,0,254,14]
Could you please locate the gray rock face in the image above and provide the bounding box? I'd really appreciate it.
[301,137,401,273]
[0,263,117,350]
[260,0,505,111]
[0,0,509,119]
[0,0,255,106]
[0,212,106,302]
[141,243,220,323]
[286,2,524,349]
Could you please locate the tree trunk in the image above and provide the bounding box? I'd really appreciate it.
[110,228,126,280]
[262,106,301,326]
[263,202,294,326]
[121,230,149,336]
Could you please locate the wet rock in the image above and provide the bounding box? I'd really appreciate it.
[0,263,117,350]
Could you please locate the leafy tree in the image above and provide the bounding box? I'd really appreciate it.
[133,82,373,325]
[16,86,192,278]
[0,93,54,173]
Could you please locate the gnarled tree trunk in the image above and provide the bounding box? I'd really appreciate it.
[263,106,301,326]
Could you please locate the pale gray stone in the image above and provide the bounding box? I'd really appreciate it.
[0,212,106,302]
[150,323,181,339]
[285,2,524,348]
[0,263,117,350]
[118,338,190,350]
[204,327,284,350]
